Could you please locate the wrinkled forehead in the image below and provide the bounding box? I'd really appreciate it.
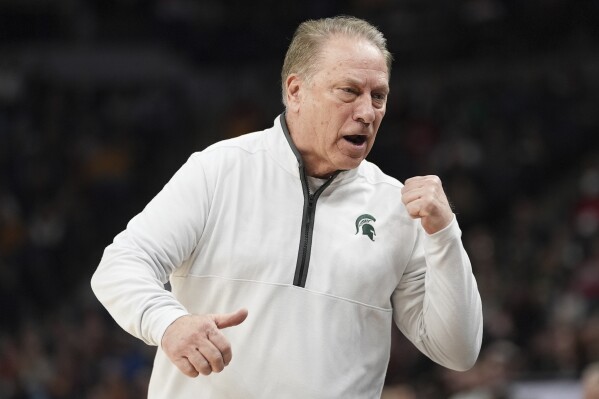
[317,36,388,72]
[312,36,389,83]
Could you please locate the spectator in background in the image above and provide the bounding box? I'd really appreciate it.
[583,363,599,399]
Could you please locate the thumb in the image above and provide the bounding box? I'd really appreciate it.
[212,308,248,329]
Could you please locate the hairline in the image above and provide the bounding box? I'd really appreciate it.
[281,18,393,107]
[304,34,389,81]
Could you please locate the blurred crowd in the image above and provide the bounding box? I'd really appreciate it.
[1,1,599,398]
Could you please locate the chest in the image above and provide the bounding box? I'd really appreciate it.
[187,167,416,308]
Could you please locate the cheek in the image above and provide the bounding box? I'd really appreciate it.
[371,111,385,133]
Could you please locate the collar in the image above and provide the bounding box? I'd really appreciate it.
[265,113,360,185]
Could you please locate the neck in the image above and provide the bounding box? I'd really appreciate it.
[283,113,337,178]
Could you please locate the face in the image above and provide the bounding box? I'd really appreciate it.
[286,36,389,178]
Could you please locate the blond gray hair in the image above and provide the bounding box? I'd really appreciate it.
[281,16,393,106]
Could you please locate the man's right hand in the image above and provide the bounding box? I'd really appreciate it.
[161,308,249,377]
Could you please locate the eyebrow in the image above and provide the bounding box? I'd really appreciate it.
[340,77,389,94]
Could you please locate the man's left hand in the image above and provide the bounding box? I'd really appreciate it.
[401,175,453,235]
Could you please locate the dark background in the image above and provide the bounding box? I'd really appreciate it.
[0,1,598,398]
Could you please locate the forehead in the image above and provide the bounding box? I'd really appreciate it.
[315,36,389,81]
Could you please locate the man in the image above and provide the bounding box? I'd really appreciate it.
[91,16,483,398]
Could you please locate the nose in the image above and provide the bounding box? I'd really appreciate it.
[353,95,376,125]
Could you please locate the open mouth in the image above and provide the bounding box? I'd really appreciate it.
[343,135,367,145]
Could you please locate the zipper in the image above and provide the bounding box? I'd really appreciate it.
[294,193,314,286]
[292,169,339,287]
[279,113,340,288]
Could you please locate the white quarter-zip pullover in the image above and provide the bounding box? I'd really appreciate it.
[91,115,483,398]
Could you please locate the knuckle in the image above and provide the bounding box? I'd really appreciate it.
[205,326,219,338]
[193,357,211,375]
[407,205,420,217]
[177,361,199,378]
[189,331,204,344]
[218,337,231,349]
[223,348,233,365]
[212,362,225,373]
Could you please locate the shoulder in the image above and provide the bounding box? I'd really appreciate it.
[203,129,269,156]
[357,160,404,190]
[186,127,271,168]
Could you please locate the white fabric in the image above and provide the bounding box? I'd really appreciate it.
[91,115,483,398]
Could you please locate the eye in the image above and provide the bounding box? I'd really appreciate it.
[372,92,387,101]
[337,87,358,102]
[372,92,387,108]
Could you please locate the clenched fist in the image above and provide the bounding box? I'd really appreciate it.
[161,308,248,377]
[401,175,454,235]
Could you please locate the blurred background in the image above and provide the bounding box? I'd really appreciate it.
[0,1,598,398]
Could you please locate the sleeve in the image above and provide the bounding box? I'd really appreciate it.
[90,153,211,346]
[391,216,483,371]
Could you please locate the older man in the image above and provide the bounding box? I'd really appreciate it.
[92,16,483,398]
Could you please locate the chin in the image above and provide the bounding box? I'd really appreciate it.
[338,158,364,171]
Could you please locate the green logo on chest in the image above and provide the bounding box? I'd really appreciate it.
[355,214,376,241]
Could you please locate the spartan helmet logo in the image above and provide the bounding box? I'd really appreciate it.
[355,214,376,241]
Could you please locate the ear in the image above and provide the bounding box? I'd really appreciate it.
[285,74,302,113]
